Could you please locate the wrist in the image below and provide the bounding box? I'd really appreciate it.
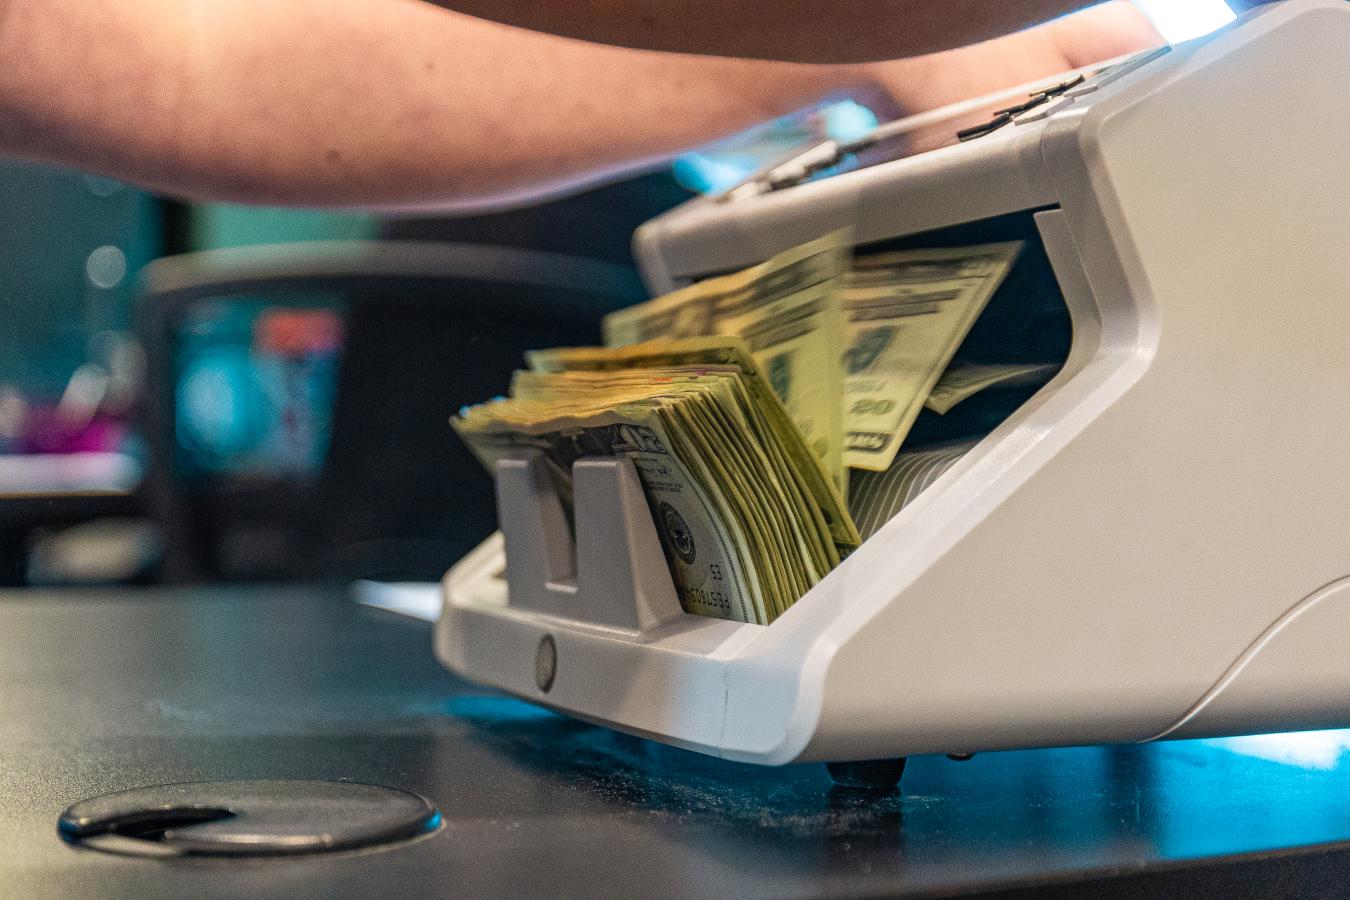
[803,62,899,119]
[0,0,25,147]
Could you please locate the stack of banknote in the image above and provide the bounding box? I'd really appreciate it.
[604,233,851,491]
[455,337,858,625]
[455,232,1057,623]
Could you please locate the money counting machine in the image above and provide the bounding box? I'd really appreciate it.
[438,0,1350,779]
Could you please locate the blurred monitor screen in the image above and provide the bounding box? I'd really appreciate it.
[172,295,345,482]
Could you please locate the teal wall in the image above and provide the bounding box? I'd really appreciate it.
[0,163,163,398]
[0,159,379,399]
[189,205,378,250]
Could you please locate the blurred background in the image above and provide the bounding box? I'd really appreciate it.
[0,100,886,591]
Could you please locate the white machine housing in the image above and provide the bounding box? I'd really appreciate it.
[438,0,1350,764]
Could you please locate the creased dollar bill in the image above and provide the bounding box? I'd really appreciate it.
[842,242,1022,471]
[924,362,1059,415]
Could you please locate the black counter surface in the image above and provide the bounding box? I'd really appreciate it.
[3,585,1350,898]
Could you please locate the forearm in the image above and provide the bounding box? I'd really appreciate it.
[872,2,1159,113]
[431,0,1110,62]
[0,0,867,210]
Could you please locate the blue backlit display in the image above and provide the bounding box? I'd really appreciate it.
[673,100,879,194]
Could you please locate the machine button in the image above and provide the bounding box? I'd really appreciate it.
[1014,96,1076,125]
[993,94,1050,118]
[1038,74,1087,97]
[956,112,1013,142]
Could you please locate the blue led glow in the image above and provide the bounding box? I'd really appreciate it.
[673,100,880,194]
[819,100,881,144]
[1132,0,1236,44]
[671,153,760,195]
[445,695,559,723]
[1198,729,1350,770]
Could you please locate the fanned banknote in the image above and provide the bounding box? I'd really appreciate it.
[924,362,1059,415]
[843,242,1022,471]
[848,443,974,541]
[603,232,850,491]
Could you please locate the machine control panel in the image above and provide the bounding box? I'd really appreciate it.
[718,46,1174,201]
[957,75,1088,141]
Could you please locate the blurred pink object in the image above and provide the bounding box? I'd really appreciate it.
[19,406,126,455]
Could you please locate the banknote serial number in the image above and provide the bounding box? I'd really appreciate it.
[680,586,731,611]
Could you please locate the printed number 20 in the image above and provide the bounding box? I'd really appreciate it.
[850,399,896,415]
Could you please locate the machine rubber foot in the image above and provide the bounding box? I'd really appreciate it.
[825,758,907,791]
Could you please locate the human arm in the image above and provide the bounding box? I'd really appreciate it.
[871,1,1160,114]
[429,0,1122,63]
[0,0,878,210]
[0,0,1159,211]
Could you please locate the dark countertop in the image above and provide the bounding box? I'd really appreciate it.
[3,585,1350,899]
